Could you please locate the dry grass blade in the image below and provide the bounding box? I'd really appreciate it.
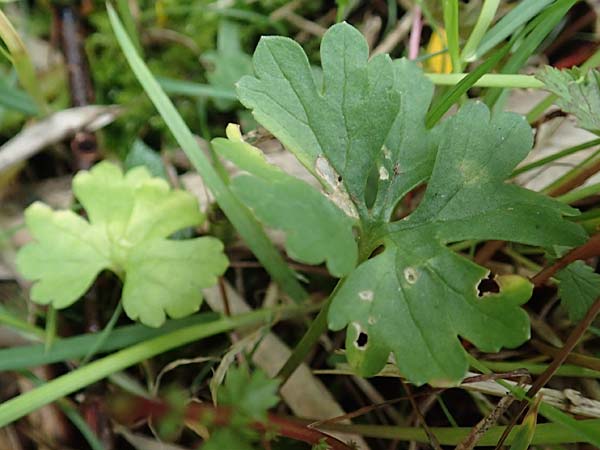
[0,105,120,172]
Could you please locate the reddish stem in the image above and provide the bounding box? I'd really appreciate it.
[111,395,353,450]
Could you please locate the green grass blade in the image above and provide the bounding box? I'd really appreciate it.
[115,0,142,55]
[24,371,106,450]
[318,419,600,445]
[461,0,501,63]
[0,306,307,427]
[538,402,600,447]
[0,313,218,371]
[510,138,600,177]
[107,3,307,302]
[0,75,38,115]
[484,0,577,108]
[158,77,238,100]
[0,9,47,114]
[469,0,555,61]
[442,0,460,72]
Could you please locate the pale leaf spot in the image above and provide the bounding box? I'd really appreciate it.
[404,267,418,284]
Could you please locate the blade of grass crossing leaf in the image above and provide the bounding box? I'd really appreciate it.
[461,0,500,63]
[0,305,310,427]
[106,3,307,302]
[468,0,555,61]
[484,0,577,108]
[0,10,47,113]
[425,42,510,128]
[442,0,460,72]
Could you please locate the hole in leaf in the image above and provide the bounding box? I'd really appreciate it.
[477,274,500,297]
[356,332,368,348]
[369,245,385,258]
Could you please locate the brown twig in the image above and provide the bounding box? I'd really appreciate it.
[111,395,354,450]
[494,296,600,449]
[400,379,443,450]
[56,5,98,170]
[547,157,600,197]
[474,240,505,265]
[531,339,600,371]
[531,233,600,286]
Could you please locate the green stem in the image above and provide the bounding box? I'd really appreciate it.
[425,73,543,88]
[277,296,333,384]
[0,306,307,428]
[44,306,57,352]
[81,302,123,365]
[502,247,542,272]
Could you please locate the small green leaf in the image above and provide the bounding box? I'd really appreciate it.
[123,238,228,327]
[213,125,358,277]
[16,203,111,308]
[202,429,255,450]
[556,261,600,321]
[124,139,169,180]
[218,367,280,422]
[16,161,228,327]
[537,66,600,134]
[202,20,253,111]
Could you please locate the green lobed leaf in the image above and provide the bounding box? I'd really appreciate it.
[236,23,586,385]
[16,203,112,309]
[556,261,600,321]
[213,125,358,277]
[16,161,228,327]
[536,66,600,134]
[331,102,585,384]
[202,429,255,450]
[217,367,280,423]
[238,22,438,223]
